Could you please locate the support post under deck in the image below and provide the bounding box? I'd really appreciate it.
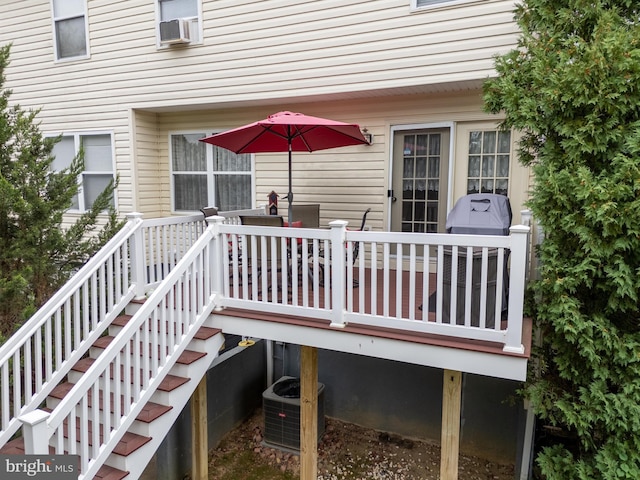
[300,345,318,480]
[191,376,208,480]
[440,369,462,480]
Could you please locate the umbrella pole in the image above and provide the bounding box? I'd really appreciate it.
[287,134,293,225]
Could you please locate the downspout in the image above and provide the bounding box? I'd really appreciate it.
[266,340,274,387]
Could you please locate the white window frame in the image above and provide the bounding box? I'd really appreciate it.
[155,0,203,48]
[411,0,485,11]
[169,131,255,214]
[49,131,117,212]
[50,0,90,62]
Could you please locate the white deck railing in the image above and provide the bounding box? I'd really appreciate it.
[214,218,530,353]
[0,214,144,446]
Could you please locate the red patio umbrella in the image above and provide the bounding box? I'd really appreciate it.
[199,111,369,223]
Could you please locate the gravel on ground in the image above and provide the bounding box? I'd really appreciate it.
[208,409,515,480]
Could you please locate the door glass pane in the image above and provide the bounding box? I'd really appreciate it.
[429,134,441,155]
[416,135,428,155]
[481,179,494,193]
[415,179,426,200]
[56,17,86,58]
[495,179,509,196]
[402,179,413,200]
[482,155,495,177]
[414,202,425,221]
[467,179,479,195]
[469,131,482,154]
[415,157,427,178]
[402,202,413,222]
[482,131,496,154]
[497,155,510,177]
[498,131,511,153]
[427,180,439,200]
[468,156,480,177]
[428,157,439,178]
[403,158,414,178]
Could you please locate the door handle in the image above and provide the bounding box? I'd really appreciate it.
[387,190,397,202]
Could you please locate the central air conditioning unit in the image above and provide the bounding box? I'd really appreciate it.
[263,376,325,451]
[159,18,190,44]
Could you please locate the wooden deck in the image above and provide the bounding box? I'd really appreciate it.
[212,269,532,381]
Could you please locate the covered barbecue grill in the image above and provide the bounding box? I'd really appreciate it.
[445,193,512,235]
[440,194,512,327]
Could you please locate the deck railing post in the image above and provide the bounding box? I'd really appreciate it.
[19,409,50,454]
[504,225,530,353]
[210,216,225,310]
[329,220,348,328]
[127,212,146,300]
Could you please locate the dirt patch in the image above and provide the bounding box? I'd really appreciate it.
[208,409,515,479]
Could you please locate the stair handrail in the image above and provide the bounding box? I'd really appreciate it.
[0,213,145,446]
[22,221,224,478]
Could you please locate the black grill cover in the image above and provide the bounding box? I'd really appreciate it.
[445,194,512,236]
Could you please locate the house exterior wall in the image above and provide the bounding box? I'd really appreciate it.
[0,0,526,227]
[146,91,530,231]
[0,0,519,107]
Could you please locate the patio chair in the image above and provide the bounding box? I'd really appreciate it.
[239,215,287,290]
[315,208,371,287]
[288,204,320,228]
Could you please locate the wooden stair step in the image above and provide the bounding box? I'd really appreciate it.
[63,420,150,457]
[74,346,205,378]
[92,336,208,362]
[111,314,222,340]
[0,438,31,454]
[111,314,133,327]
[194,326,222,340]
[39,410,150,456]
[94,464,129,480]
[45,387,172,424]
[51,372,190,402]
[0,438,128,480]
[158,374,189,391]
[111,315,221,341]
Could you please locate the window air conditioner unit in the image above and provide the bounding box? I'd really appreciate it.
[263,376,325,451]
[159,18,190,44]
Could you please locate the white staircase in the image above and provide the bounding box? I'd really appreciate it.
[0,212,230,479]
[2,301,225,480]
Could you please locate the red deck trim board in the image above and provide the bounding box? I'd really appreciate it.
[217,308,532,359]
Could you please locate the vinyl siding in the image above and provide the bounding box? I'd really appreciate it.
[2,0,518,109]
[0,0,526,225]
